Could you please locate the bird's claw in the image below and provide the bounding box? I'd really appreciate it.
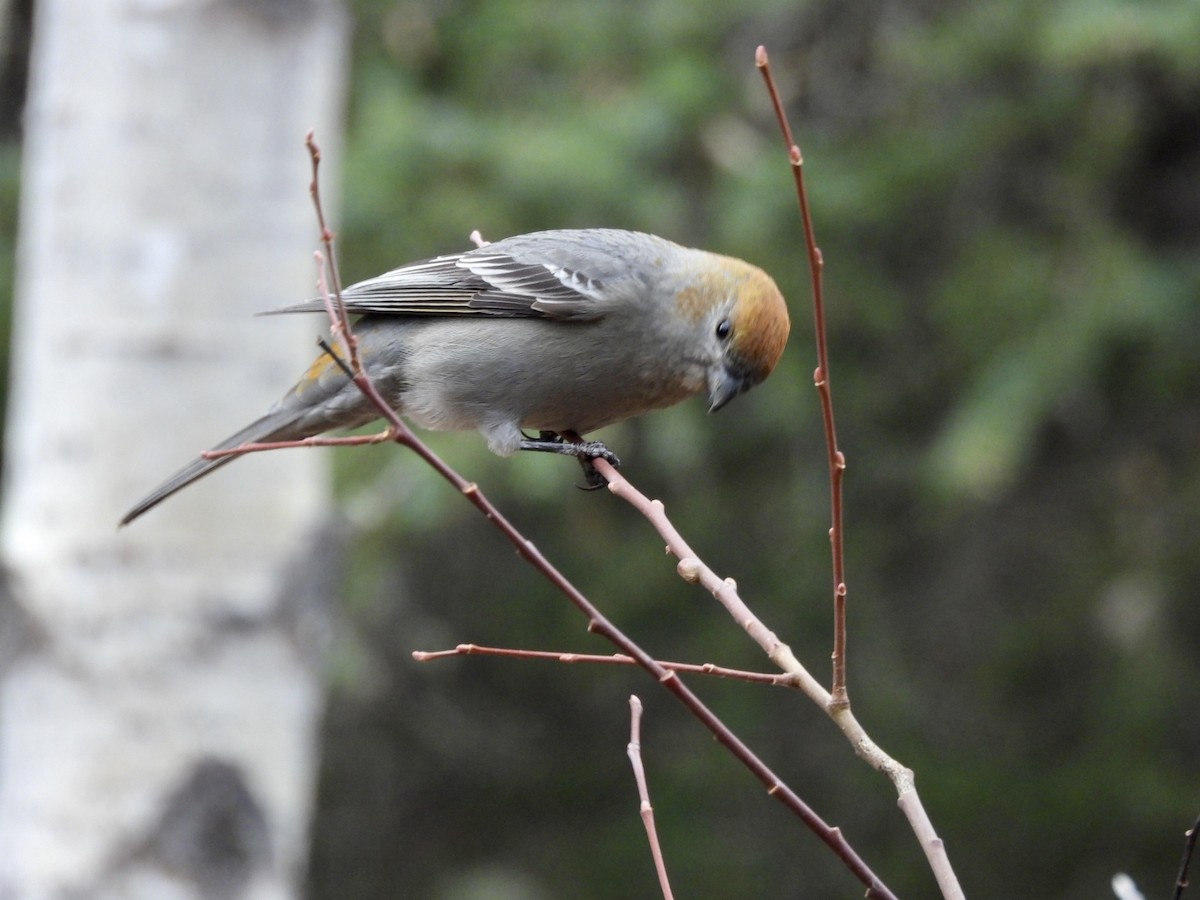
[517,431,620,488]
[575,458,609,491]
[567,442,620,490]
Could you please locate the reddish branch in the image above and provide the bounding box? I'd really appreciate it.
[754,47,964,899]
[755,46,849,709]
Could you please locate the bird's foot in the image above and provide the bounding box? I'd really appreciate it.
[518,431,620,489]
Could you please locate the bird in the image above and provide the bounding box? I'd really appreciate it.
[120,228,790,525]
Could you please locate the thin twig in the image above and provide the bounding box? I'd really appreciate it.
[1173,814,1200,900]
[755,45,849,710]
[751,41,972,882]
[202,430,393,460]
[627,697,674,900]
[305,131,359,371]
[413,644,809,686]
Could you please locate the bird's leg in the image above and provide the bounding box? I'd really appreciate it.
[518,431,620,489]
[517,430,621,464]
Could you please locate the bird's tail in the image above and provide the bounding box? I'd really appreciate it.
[119,407,310,527]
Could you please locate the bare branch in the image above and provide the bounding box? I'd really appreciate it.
[756,45,848,708]
[413,644,812,687]
[627,697,674,900]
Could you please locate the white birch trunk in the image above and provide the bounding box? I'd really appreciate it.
[0,1,348,897]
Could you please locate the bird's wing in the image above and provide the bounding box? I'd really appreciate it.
[266,243,614,322]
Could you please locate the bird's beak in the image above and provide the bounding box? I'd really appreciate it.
[707,368,746,413]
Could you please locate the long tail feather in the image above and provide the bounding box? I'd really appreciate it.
[119,408,307,526]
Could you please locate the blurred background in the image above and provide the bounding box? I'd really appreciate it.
[1,0,1198,897]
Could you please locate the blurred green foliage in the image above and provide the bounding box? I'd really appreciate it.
[301,1,1200,898]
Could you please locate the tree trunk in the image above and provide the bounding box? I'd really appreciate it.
[0,1,348,897]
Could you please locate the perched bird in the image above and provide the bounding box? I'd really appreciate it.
[120,229,790,525]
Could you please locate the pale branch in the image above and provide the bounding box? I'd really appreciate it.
[305,131,359,372]
[202,429,394,461]
[413,644,809,687]
[627,697,674,900]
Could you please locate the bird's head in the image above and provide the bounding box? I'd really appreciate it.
[695,259,791,413]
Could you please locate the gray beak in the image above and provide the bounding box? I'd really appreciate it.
[707,369,745,413]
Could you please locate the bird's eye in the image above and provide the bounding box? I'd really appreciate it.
[715,318,733,340]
